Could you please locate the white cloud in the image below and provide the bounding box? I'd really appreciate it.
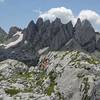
[39,7,100,32]
[39,7,76,24]
[78,10,100,31]
[79,10,100,23]
[0,0,5,2]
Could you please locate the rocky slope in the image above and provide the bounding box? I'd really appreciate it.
[0,50,100,100]
[0,17,100,100]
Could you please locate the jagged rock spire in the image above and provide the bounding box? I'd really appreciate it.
[74,18,96,52]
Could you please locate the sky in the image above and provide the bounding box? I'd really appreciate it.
[0,0,100,32]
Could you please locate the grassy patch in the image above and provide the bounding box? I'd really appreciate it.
[45,81,56,96]
[5,88,21,96]
[60,51,70,60]
[85,57,100,65]
[56,92,64,100]
[23,88,33,93]
[80,77,90,100]
[44,70,57,96]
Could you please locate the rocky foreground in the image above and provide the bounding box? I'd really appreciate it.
[0,50,100,100]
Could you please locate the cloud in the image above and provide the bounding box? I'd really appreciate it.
[79,10,100,24]
[78,10,100,32]
[0,0,5,2]
[39,7,76,24]
[39,7,100,32]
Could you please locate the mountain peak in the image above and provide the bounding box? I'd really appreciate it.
[27,20,35,28]
[53,18,61,24]
[82,19,93,28]
[74,18,82,29]
[8,26,22,38]
[36,17,43,28]
[27,20,36,32]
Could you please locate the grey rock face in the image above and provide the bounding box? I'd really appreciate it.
[36,17,44,29]
[34,18,97,52]
[34,19,51,50]
[22,20,37,43]
[66,21,73,37]
[62,38,81,51]
[74,18,96,52]
[34,18,73,51]
[3,18,98,53]
[50,19,73,50]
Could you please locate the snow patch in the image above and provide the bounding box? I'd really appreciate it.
[5,31,23,49]
[0,44,6,47]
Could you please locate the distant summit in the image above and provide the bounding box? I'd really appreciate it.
[8,26,22,38]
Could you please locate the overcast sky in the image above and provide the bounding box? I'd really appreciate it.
[0,0,100,32]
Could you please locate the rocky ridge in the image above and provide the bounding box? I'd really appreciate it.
[0,17,100,66]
